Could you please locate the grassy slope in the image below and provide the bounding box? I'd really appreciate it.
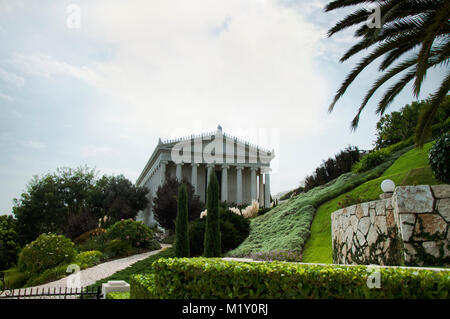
[227,146,414,258]
[301,142,441,263]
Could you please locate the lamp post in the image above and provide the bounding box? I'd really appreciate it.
[380,179,395,199]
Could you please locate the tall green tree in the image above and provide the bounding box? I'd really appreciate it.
[175,183,190,257]
[13,166,149,243]
[325,0,450,146]
[203,170,221,257]
[153,176,204,233]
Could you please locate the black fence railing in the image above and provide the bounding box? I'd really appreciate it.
[0,286,103,299]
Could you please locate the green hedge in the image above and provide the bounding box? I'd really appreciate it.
[130,258,450,299]
[106,292,130,299]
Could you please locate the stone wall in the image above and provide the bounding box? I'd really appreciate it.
[332,185,450,267]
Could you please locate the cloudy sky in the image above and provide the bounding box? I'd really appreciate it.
[0,0,446,215]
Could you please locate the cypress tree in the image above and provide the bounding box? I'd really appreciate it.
[175,183,190,257]
[203,170,221,257]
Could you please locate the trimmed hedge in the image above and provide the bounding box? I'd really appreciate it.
[130,258,450,299]
[106,292,130,299]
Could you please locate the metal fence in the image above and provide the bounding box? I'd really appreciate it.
[0,286,103,299]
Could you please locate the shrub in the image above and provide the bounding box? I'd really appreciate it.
[25,263,69,287]
[131,258,450,299]
[105,219,160,250]
[303,145,361,191]
[352,149,389,173]
[0,215,21,270]
[74,228,106,244]
[74,250,104,268]
[104,239,133,258]
[18,233,76,274]
[175,184,190,257]
[106,292,130,299]
[249,250,302,262]
[204,170,221,257]
[189,208,250,257]
[428,132,450,183]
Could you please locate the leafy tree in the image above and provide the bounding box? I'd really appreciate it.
[13,166,149,243]
[95,175,149,223]
[325,0,450,146]
[175,184,190,257]
[375,96,450,149]
[153,176,204,232]
[0,215,21,270]
[203,170,221,257]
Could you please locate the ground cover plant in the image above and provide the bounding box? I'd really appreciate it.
[226,145,413,259]
[301,141,442,263]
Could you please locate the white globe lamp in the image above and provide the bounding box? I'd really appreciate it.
[381,179,395,193]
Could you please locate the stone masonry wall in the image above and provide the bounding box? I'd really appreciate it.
[332,185,450,267]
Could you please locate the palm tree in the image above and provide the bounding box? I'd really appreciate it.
[325,0,449,146]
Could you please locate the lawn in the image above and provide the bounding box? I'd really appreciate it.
[226,145,414,258]
[301,141,442,263]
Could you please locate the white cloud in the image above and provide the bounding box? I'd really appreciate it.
[72,0,329,138]
[0,66,25,87]
[9,53,103,86]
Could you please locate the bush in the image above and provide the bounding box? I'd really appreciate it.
[74,250,104,268]
[106,292,130,299]
[249,250,302,262]
[189,208,250,257]
[131,258,450,299]
[429,132,450,183]
[105,219,160,250]
[104,239,133,258]
[303,145,361,192]
[0,215,21,270]
[73,228,106,244]
[352,149,390,173]
[18,233,76,274]
[25,263,69,287]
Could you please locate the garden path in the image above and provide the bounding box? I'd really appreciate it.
[28,244,172,290]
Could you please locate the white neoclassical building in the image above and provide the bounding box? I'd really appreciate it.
[136,126,275,226]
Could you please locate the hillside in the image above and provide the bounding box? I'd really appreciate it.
[301,141,441,263]
[226,144,417,258]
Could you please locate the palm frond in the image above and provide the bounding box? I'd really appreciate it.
[415,71,450,147]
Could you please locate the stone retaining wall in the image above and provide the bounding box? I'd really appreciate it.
[331,185,450,267]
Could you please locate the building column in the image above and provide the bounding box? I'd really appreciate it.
[236,166,243,205]
[191,163,199,195]
[264,170,271,208]
[258,170,264,207]
[160,160,167,185]
[250,167,257,202]
[176,162,183,182]
[221,165,229,202]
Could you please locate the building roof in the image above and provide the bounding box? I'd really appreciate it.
[136,126,274,186]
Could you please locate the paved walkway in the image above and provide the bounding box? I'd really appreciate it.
[1,244,171,296]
